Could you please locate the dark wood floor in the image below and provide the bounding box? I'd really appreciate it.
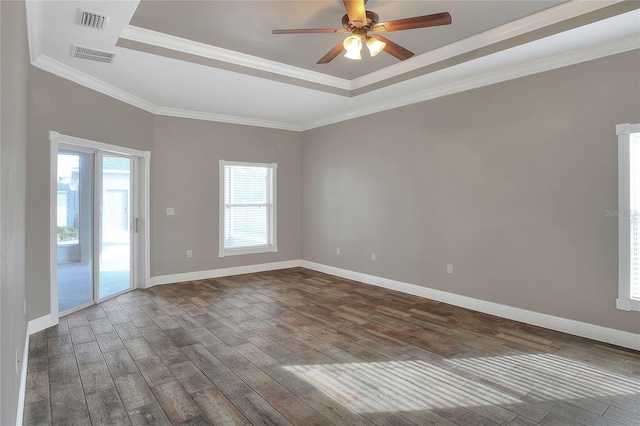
[23,267,640,426]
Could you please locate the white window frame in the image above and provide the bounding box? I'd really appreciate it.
[219,160,277,257]
[617,122,640,311]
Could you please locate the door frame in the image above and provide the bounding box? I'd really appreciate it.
[49,131,151,320]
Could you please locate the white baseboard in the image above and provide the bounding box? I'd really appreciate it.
[137,258,640,349]
[301,260,640,351]
[16,329,29,426]
[27,314,57,335]
[17,315,61,425]
[17,315,58,425]
[149,260,303,287]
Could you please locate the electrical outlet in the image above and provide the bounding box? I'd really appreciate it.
[447,264,453,274]
[166,207,175,216]
[336,246,341,255]
[186,250,193,258]
[371,253,376,261]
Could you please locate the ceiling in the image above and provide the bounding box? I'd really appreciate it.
[127,0,565,80]
[26,1,640,131]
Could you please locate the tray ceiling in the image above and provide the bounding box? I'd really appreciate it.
[26,1,640,130]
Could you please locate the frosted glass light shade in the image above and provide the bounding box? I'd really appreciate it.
[343,36,362,60]
[366,37,386,57]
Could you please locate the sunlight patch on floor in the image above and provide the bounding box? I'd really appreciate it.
[445,353,640,401]
[284,359,521,413]
[283,353,639,413]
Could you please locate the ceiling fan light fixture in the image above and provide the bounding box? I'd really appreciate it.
[273,2,450,64]
[343,35,362,60]
[366,37,386,57]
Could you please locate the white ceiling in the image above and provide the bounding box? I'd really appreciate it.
[26,1,640,131]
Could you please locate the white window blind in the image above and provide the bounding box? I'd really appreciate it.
[617,123,640,311]
[219,161,277,257]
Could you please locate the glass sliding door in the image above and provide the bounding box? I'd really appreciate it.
[57,150,94,312]
[98,155,133,299]
[56,146,137,315]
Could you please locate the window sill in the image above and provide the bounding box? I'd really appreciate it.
[616,298,640,312]
[219,246,278,258]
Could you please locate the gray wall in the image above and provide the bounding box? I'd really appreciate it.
[22,32,639,337]
[301,51,640,333]
[26,68,155,319]
[1,1,29,424]
[151,116,301,276]
[26,71,302,319]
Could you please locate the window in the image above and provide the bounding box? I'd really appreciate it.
[617,123,640,311]
[219,160,277,257]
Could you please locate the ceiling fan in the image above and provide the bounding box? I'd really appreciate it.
[272,0,452,64]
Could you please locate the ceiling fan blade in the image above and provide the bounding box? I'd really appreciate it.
[272,28,348,34]
[317,40,345,64]
[371,35,414,61]
[373,12,452,32]
[343,0,367,27]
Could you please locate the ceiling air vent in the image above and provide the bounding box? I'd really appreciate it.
[77,9,109,30]
[71,45,116,64]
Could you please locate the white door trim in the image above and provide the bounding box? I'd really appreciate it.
[49,131,151,321]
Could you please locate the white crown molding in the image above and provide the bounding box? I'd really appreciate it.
[352,0,627,89]
[29,32,638,133]
[25,0,638,132]
[120,25,351,91]
[154,106,303,132]
[300,261,640,350]
[31,55,159,113]
[120,1,625,92]
[25,0,43,63]
[30,55,302,132]
[301,34,640,131]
